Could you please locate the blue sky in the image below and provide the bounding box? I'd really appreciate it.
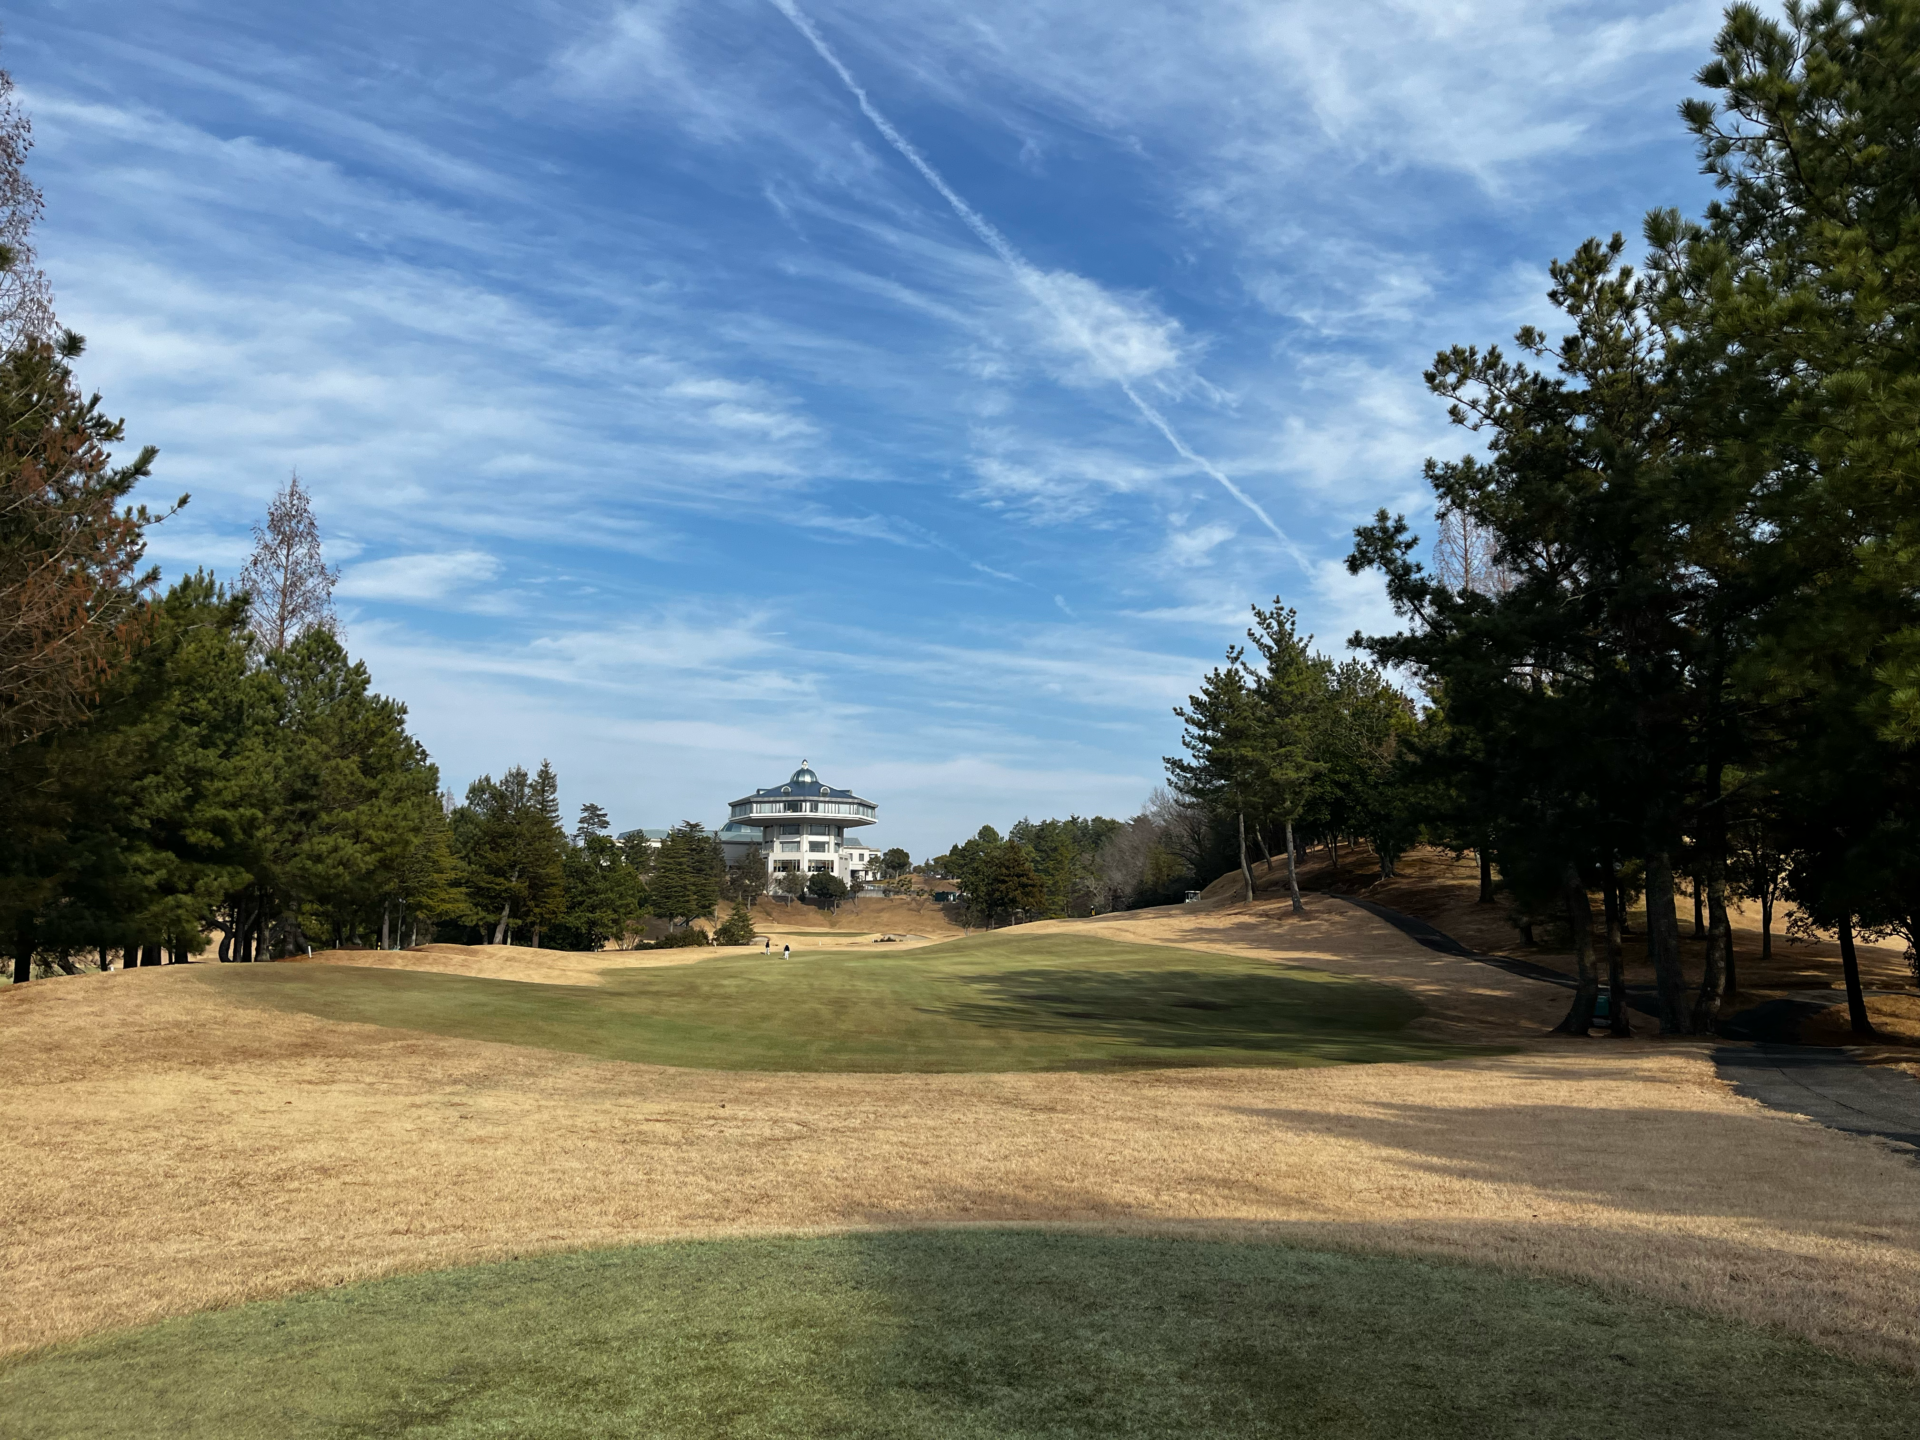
[11,0,1724,855]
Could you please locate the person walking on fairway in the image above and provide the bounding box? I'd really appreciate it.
[783,943,791,961]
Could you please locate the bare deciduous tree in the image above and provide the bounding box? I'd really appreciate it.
[241,472,340,652]
[1432,504,1512,596]
[0,66,55,351]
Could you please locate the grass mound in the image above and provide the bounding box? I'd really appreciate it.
[202,932,1493,1072]
[4,1232,1911,1439]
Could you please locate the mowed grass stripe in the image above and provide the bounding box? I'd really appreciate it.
[200,932,1499,1072]
[3,1232,1912,1439]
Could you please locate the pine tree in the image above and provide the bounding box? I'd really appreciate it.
[0,337,167,754]
[651,822,721,926]
[714,899,757,945]
[524,760,567,946]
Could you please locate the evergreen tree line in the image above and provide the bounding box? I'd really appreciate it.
[1168,604,1417,916]
[1179,3,1920,1038]
[928,802,1199,927]
[0,357,756,978]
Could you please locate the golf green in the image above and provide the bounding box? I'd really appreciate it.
[200,932,1498,1072]
[3,1232,1909,1439]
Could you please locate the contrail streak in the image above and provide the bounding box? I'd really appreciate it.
[766,0,1305,566]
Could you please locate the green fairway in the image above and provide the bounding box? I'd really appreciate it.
[201,932,1495,1072]
[3,1232,1910,1439]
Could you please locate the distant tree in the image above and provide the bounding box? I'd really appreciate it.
[263,631,450,954]
[726,844,767,904]
[551,824,646,951]
[1430,503,1512,597]
[714,899,757,945]
[574,802,610,842]
[651,821,722,925]
[1166,654,1270,906]
[619,830,656,877]
[773,868,807,900]
[383,791,465,950]
[942,831,1044,928]
[0,66,54,348]
[241,472,339,652]
[881,846,911,879]
[525,761,567,946]
[455,763,566,945]
[806,870,848,908]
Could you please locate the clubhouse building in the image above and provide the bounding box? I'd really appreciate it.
[724,761,881,886]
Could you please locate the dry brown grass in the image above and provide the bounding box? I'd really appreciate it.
[1224,843,1919,1007]
[5,902,1919,1372]
[752,894,968,938]
[292,943,712,987]
[1803,993,1920,1053]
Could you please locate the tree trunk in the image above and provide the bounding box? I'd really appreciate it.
[1477,849,1494,903]
[1760,893,1773,962]
[1602,863,1632,1037]
[140,944,161,967]
[532,923,542,949]
[1256,827,1273,872]
[1332,835,1340,875]
[1838,916,1874,1037]
[11,919,34,985]
[1552,862,1601,1034]
[1692,875,1732,1034]
[1238,811,1255,904]
[492,902,511,946]
[121,945,136,971]
[1692,876,1705,939]
[1644,851,1690,1034]
[218,927,232,963]
[97,945,110,972]
[381,902,391,952]
[1284,819,1304,915]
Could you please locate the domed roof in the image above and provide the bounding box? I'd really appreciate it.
[730,761,873,812]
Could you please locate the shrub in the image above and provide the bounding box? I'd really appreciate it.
[653,927,711,949]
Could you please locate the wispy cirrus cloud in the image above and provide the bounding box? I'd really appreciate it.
[6,0,1726,849]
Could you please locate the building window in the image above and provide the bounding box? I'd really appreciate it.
[780,841,801,853]
[782,825,801,836]
[808,842,829,853]
[808,824,831,836]
[809,801,819,813]
[808,861,831,873]
[786,802,801,813]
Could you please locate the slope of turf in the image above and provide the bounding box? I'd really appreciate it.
[200,932,1494,1072]
[3,1232,1911,1439]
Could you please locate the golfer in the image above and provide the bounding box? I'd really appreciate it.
[782,943,791,961]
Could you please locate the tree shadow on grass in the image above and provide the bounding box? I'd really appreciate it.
[5,1232,1914,1439]
[935,967,1493,1066]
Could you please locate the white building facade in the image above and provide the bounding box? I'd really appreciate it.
[725,761,879,886]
